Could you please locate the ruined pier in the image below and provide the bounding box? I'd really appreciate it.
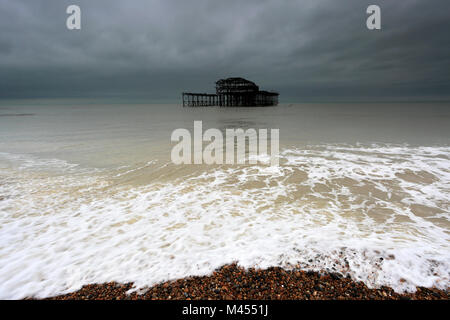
[182,77,279,107]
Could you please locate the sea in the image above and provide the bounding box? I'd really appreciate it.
[0,100,449,299]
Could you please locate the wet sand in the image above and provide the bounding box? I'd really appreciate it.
[41,264,449,300]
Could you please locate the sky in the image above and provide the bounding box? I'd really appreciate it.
[0,0,449,102]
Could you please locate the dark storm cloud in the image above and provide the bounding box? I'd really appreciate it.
[0,0,449,101]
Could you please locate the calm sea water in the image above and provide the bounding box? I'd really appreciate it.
[0,100,449,298]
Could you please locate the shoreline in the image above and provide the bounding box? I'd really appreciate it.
[40,264,448,300]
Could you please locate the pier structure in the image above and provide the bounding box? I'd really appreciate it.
[182,93,218,107]
[182,77,279,107]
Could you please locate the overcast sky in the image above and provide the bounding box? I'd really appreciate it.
[0,0,449,101]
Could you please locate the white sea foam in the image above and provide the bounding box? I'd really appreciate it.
[0,145,449,299]
[114,160,157,177]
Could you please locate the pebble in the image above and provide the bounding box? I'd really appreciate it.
[39,264,449,301]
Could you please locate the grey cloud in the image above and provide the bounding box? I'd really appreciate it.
[0,0,449,101]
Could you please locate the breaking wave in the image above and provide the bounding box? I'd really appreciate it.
[0,144,449,299]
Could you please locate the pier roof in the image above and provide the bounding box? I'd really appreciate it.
[216,77,259,94]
